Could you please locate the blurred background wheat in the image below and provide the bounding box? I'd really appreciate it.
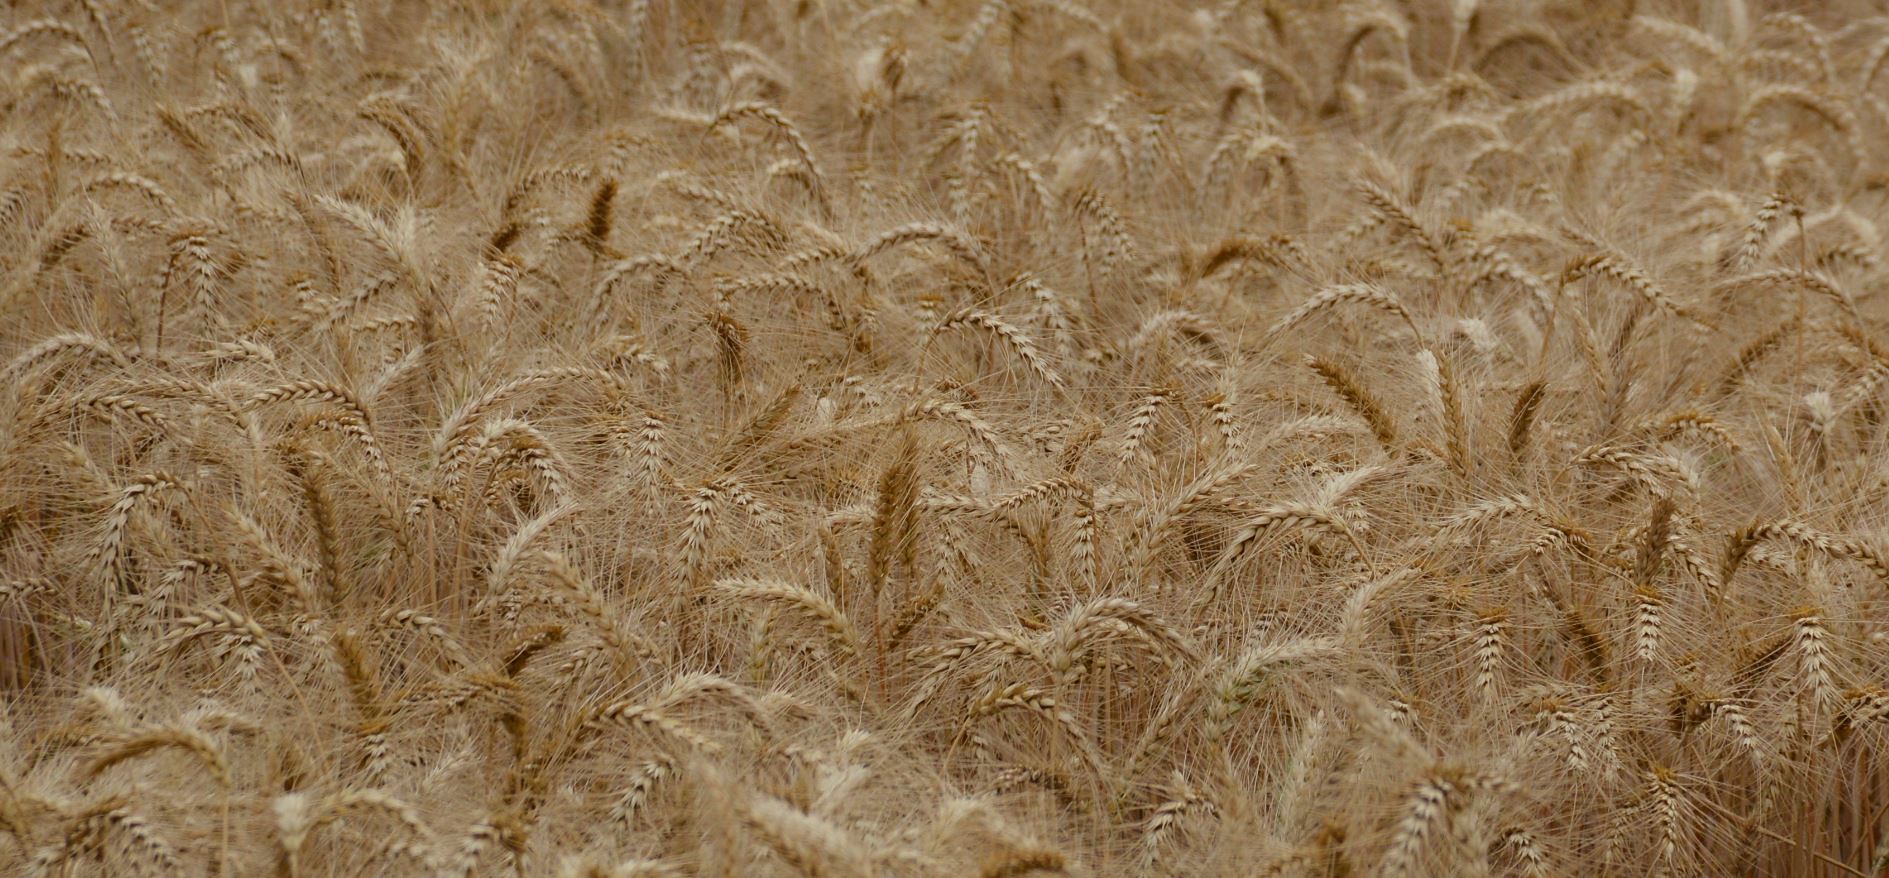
[3,0,1889,875]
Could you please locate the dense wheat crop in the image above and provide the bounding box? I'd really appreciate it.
[6,0,1889,874]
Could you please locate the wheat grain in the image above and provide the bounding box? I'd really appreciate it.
[2,5,1886,876]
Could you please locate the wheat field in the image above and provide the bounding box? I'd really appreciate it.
[3,0,1889,875]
